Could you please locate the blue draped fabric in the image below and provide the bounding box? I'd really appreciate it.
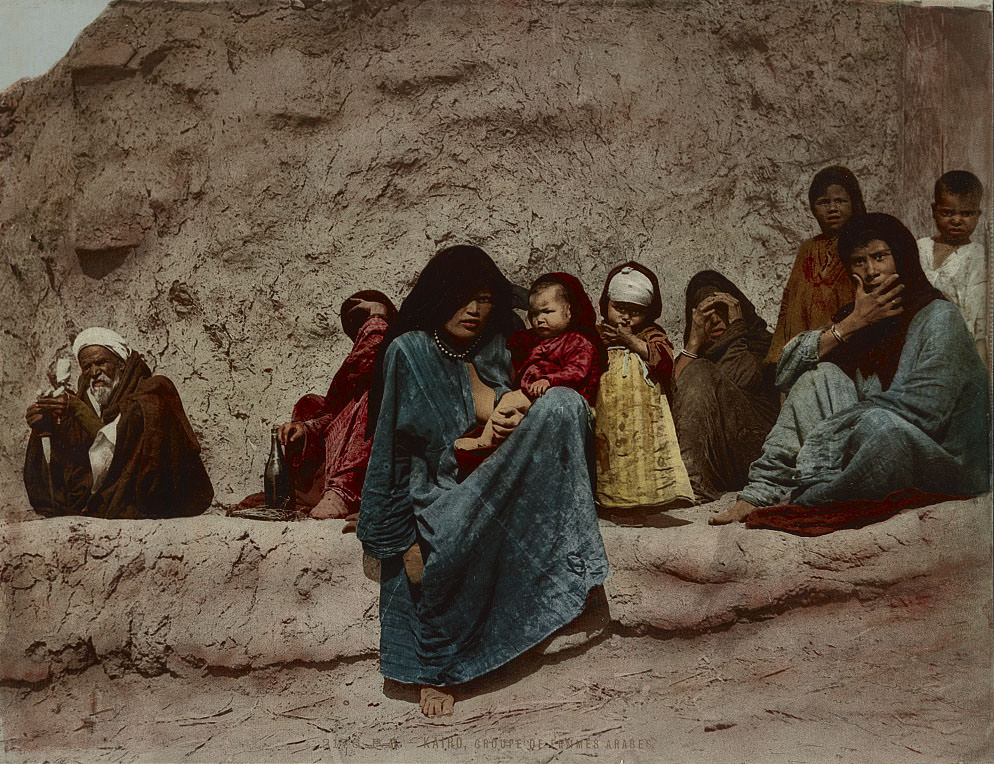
[740,300,991,508]
[357,331,609,686]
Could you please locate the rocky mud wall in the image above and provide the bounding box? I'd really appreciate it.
[0,0,937,509]
[1,496,989,684]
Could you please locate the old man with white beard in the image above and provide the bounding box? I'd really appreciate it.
[23,328,213,518]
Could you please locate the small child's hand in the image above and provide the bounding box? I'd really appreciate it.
[528,379,551,398]
[614,323,635,346]
[599,322,634,347]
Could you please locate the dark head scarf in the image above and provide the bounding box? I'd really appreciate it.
[808,165,867,219]
[598,261,663,325]
[833,213,945,390]
[368,245,515,434]
[682,270,771,360]
[340,289,397,341]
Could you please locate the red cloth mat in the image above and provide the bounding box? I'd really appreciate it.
[744,488,969,536]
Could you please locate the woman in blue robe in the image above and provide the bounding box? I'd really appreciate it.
[711,213,990,526]
[357,245,609,716]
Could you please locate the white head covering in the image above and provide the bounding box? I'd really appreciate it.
[607,267,654,307]
[72,327,131,362]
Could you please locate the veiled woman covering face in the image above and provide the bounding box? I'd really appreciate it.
[671,270,779,503]
[711,214,989,529]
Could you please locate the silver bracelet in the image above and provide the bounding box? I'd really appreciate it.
[679,349,700,360]
[830,324,846,344]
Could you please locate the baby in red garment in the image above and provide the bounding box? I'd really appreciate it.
[454,272,603,466]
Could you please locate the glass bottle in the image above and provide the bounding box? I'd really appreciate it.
[263,426,292,510]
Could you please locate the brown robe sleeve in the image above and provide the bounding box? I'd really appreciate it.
[85,376,213,519]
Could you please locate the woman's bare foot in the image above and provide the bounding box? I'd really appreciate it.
[709,499,757,525]
[402,543,424,585]
[341,512,359,534]
[309,491,350,520]
[420,686,454,717]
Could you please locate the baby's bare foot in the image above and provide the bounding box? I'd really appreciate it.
[420,686,454,717]
[709,499,757,525]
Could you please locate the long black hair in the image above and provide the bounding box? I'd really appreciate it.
[367,245,515,434]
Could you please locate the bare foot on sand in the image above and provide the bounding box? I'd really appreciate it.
[420,686,454,717]
[342,512,359,534]
[709,499,757,525]
[309,491,350,520]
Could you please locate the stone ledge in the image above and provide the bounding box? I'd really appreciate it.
[1,494,990,683]
[607,494,992,634]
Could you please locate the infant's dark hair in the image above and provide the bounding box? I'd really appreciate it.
[935,170,984,202]
[530,277,570,303]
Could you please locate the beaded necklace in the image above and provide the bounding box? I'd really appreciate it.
[433,329,483,361]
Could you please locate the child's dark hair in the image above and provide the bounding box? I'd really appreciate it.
[935,170,984,202]
[530,276,570,303]
[808,165,866,216]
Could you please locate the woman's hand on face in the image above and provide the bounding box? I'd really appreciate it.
[278,421,307,447]
[847,273,904,332]
[687,305,714,353]
[491,390,532,442]
[709,292,742,324]
[345,299,387,320]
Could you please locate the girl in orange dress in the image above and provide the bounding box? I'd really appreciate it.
[765,166,866,364]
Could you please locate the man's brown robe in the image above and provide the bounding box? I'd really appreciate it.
[24,352,213,519]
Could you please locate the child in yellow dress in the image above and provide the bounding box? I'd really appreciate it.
[594,262,694,511]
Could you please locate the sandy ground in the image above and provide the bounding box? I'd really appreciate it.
[2,565,991,764]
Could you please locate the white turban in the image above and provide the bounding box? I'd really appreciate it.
[607,267,654,307]
[72,327,131,362]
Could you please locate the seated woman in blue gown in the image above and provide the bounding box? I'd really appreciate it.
[711,213,990,527]
[357,245,609,717]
